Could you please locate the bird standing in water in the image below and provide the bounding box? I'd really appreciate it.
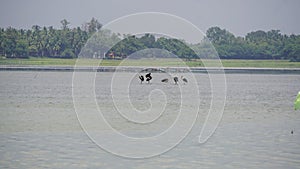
[173,76,178,85]
[161,78,168,83]
[145,73,152,83]
[139,75,144,84]
[181,76,188,84]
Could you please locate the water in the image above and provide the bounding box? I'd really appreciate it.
[0,71,300,168]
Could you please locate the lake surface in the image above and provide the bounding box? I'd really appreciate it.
[0,71,300,168]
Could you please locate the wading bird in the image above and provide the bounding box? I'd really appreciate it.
[161,78,168,83]
[181,76,188,84]
[139,75,144,84]
[145,73,152,83]
[173,76,178,85]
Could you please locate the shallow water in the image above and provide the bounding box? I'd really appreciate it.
[0,71,300,168]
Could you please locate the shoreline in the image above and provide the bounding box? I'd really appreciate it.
[1,65,300,74]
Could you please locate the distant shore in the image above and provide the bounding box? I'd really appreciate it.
[1,58,300,68]
[1,58,300,74]
[1,65,300,74]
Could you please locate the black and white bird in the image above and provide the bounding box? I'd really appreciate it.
[139,75,144,84]
[145,73,152,83]
[181,76,188,84]
[161,78,168,83]
[173,76,178,85]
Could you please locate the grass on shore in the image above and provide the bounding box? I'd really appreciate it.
[0,57,300,68]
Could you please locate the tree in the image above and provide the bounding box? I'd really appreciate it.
[15,39,28,58]
[4,27,18,58]
[139,33,155,48]
[206,26,235,45]
[61,48,75,58]
[1,22,300,61]
[60,19,70,30]
[82,17,102,35]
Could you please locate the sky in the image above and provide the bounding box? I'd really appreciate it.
[0,0,299,36]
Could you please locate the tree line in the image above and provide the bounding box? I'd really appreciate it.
[206,27,300,61]
[0,19,299,61]
[0,18,101,58]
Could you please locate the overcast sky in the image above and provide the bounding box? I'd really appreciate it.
[0,0,299,36]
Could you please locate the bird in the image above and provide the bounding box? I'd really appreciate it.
[173,76,178,85]
[181,76,188,84]
[145,72,151,78]
[145,73,152,83]
[161,78,168,83]
[139,75,144,84]
[291,130,294,134]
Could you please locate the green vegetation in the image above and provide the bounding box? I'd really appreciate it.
[0,18,100,59]
[1,57,300,68]
[0,57,77,65]
[206,27,300,61]
[0,18,299,62]
[219,59,300,68]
